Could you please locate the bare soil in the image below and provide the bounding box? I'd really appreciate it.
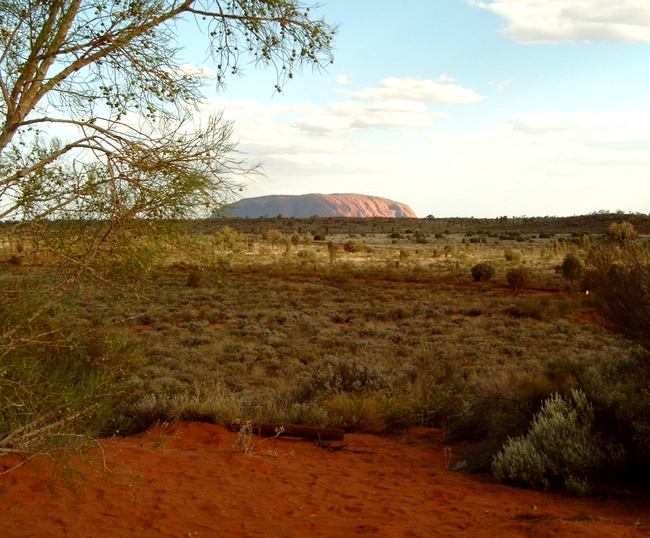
[1,422,649,537]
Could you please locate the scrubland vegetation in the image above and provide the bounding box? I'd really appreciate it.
[3,0,649,502]
[2,213,650,496]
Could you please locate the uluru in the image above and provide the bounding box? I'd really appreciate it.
[222,193,417,218]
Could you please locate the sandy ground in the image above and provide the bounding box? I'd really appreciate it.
[1,421,649,537]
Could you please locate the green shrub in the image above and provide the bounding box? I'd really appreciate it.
[583,246,650,352]
[471,262,495,282]
[491,390,625,494]
[504,248,522,263]
[297,249,317,261]
[561,253,583,282]
[262,229,283,249]
[300,355,393,399]
[214,226,247,252]
[606,221,638,246]
[343,239,364,253]
[323,394,386,432]
[504,296,570,322]
[442,373,554,472]
[377,394,426,429]
[506,267,530,288]
[0,329,145,449]
[586,350,650,463]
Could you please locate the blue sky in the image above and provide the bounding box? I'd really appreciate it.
[180,0,650,218]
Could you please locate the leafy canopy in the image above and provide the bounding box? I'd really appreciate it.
[0,0,336,222]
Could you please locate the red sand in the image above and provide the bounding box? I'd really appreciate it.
[1,422,649,537]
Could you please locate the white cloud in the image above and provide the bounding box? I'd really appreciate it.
[205,77,474,139]
[290,114,353,136]
[197,97,360,160]
[289,77,481,136]
[210,97,436,139]
[330,99,434,128]
[510,111,650,148]
[472,0,650,43]
[397,115,650,216]
[336,74,350,85]
[352,77,485,104]
[497,79,510,92]
[197,84,650,218]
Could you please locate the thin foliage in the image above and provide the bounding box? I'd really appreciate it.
[0,0,335,455]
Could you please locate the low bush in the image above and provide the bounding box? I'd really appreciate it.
[584,245,650,352]
[0,328,145,450]
[214,226,247,252]
[299,355,393,399]
[504,296,571,322]
[343,239,365,253]
[377,393,427,429]
[491,390,626,495]
[323,394,386,432]
[504,248,522,263]
[471,262,495,282]
[442,373,554,472]
[585,349,650,465]
[506,267,531,288]
[297,249,317,261]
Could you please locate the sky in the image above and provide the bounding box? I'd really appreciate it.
[179,0,650,218]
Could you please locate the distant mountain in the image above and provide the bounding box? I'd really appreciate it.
[221,193,417,218]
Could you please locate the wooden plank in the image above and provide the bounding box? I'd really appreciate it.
[229,422,344,441]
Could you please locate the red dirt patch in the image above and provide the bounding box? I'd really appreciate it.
[576,311,604,325]
[1,422,649,537]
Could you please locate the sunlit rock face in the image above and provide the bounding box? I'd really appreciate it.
[221,193,417,218]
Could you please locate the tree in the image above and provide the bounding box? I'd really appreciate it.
[1,1,335,216]
[582,244,650,460]
[0,0,334,325]
[606,221,638,247]
[214,225,246,253]
[584,245,650,353]
[560,253,583,283]
[0,0,335,450]
[262,228,283,249]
